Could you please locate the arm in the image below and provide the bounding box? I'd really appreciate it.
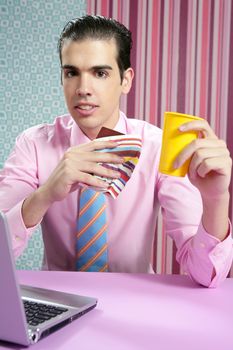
[174,119,232,241]
[171,119,233,286]
[0,132,123,258]
[0,132,40,257]
[21,140,124,228]
[158,174,233,288]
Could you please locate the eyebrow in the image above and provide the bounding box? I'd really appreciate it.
[61,64,113,71]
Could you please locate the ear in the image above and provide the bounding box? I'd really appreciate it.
[121,68,134,94]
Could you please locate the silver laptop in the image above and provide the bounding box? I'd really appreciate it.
[0,211,97,346]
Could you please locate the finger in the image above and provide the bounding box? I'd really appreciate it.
[78,140,120,152]
[78,161,121,179]
[179,120,217,139]
[75,171,110,189]
[174,138,227,169]
[64,147,124,164]
[80,151,124,164]
[188,148,230,179]
[195,157,232,178]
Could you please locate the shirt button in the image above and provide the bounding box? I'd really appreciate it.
[200,242,206,248]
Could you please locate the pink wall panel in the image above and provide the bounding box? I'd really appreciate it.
[87,0,233,276]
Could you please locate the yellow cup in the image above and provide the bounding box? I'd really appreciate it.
[159,112,203,177]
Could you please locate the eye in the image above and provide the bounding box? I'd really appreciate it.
[64,70,77,78]
[95,70,108,79]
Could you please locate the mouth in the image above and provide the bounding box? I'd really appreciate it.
[74,103,98,116]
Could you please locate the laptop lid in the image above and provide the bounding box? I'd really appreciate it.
[0,211,97,346]
[0,211,30,345]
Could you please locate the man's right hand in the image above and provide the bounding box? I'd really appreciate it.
[41,140,124,203]
[22,140,123,228]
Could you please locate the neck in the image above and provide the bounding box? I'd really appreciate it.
[80,114,121,140]
[84,128,102,140]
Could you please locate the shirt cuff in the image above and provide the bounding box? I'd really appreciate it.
[5,199,41,258]
[191,221,233,287]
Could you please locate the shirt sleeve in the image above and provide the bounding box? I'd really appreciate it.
[157,174,233,287]
[0,132,40,258]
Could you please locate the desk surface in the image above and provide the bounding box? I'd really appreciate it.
[0,271,233,350]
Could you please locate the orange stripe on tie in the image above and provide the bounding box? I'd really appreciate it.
[77,204,107,239]
[99,263,108,272]
[80,244,107,271]
[76,223,108,258]
[79,191,100,217]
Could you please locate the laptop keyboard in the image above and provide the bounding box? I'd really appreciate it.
[23,300,68,327]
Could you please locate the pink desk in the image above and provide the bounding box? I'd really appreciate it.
[0,271,233,350]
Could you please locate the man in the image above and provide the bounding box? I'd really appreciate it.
[0,15,232,287]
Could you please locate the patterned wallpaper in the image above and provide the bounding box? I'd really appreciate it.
[0,0,86,269]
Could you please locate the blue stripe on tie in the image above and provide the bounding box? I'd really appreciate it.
[85,250,108,271]
[77,231,107,259]
[76,247,108,271]
[76,211,107,250]
[79,188,98,210]
[77,198,104,232]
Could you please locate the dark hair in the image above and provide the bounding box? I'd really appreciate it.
[57,15,132,81]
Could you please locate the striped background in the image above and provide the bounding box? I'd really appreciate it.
[87,0,233,276]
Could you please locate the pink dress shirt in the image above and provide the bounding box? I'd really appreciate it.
[0,112,232,287]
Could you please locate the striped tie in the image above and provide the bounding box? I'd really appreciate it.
[76,187,108,272]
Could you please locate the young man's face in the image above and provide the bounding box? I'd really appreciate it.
[61,38,133,139]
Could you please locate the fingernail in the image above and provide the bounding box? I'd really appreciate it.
[179,125,186,131]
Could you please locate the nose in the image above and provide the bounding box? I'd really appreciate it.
[75,74,92,97]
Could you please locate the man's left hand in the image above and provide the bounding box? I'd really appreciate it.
[174,119,232,200]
